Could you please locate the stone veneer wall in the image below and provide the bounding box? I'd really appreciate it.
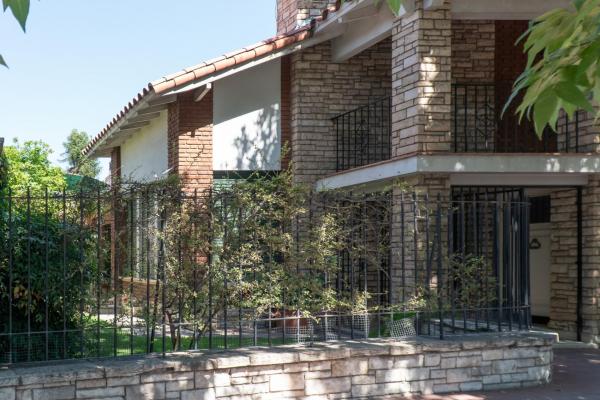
[0,333,556,400]
[550,179,600,344]
[391,0,452,157]
[290,38,392,185]
[451,20,495,83]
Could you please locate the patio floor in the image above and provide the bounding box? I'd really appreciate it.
[395,348,600,400]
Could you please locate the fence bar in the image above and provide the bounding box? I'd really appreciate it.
[62,189,67,359]
[8,188,13,363]
[436,194,444,340]
[145,190,151,353]
[129,191,135,355]
[26,188,31,362]
[96,187,102,358]
[44,188,49,361]
[577,187,583,341]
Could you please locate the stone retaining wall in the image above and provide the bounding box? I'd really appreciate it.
[0,332,557,400]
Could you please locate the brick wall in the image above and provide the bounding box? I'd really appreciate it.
[167,92,213,194]
[452,20,494,83]
[391,0,452,157]
[550,182,600,343]
[276,0,337,34]
[109,147,121,185]
[281,55,292,169]
[0,333,556,400]
[109,147,125,287]
[290,38,392,185]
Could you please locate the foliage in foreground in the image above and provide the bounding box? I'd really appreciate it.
[508,0,600,135]
[1,0,30,67]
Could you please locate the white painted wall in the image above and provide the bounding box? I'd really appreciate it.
[213,59,281,171]
[121,111,168,182]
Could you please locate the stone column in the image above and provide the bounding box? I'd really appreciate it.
[550,180,600,344]
[391,0,452,157]
[389,174,451,305]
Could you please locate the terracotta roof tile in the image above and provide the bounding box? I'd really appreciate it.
[212,58,236,73]
[83,0,347,158]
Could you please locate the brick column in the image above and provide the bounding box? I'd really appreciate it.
[167,92,213,194]
[391,0,452,157]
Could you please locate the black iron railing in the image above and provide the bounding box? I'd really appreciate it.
[452,82,582,153]
[0,186,531,365]
[334,97,391,172]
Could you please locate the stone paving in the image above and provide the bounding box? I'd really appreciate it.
[392,348,600,400]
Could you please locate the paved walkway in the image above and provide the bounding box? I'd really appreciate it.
[396,348,600,400]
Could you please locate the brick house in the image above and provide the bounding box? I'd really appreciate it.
[83,0,600,344]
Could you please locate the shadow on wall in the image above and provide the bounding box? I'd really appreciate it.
[233,104,280,171]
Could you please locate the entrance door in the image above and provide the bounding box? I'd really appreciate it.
[529,223,551,319]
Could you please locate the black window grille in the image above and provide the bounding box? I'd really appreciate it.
[333,97,391,172]
[452,82,582,153]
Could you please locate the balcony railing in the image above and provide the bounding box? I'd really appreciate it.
[334,97,391,172]
[452,82,582,153]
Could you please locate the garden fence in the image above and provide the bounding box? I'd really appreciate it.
[0,184,531,364]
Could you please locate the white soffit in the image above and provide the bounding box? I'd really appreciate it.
[316,154,600,190]
[325,0,573,62]
[330,2,396,62]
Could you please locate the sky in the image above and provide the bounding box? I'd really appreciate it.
[0,0,276,177]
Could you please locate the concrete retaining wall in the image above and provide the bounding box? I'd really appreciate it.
[0,332,557,400]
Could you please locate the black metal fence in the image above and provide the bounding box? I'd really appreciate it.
[452,82,582,153]
[0,184,531,365]
[334,97,391,172]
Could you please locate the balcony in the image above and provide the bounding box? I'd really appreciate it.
[452,82,582,153]
[333,97,391,172]
[332,84,583,174]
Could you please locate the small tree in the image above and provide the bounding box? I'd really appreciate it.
[133,171,349,350]
[2,139,65,196]
[62,130,100,178]
[0,140,99,362]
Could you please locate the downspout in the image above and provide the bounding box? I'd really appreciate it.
[576,187,583,342]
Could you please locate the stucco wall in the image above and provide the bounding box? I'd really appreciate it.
[213,59,281,172]
[121,111,168,182]
[0,333,556,400]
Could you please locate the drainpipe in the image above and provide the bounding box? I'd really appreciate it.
[576,187,583,342]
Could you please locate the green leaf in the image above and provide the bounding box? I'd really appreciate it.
[387,0,403,15]
[533,93,558,136]
[4,0,30,32]
[555,82,595,112]
[0,54,7,68]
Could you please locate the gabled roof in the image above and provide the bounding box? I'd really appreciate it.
[82,1,344,159]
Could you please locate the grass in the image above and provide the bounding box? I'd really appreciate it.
[3,313,419,363]
[95,327,288,357]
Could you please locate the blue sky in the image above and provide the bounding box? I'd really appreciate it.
[0,0,275,176]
